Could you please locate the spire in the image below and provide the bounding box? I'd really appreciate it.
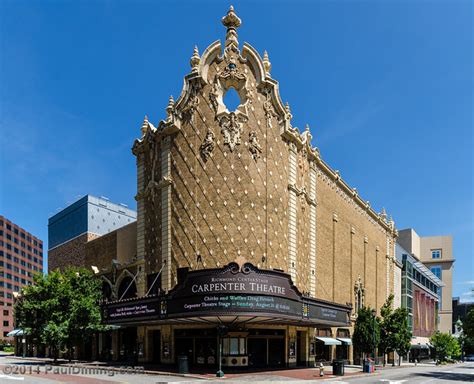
[263,50,271,75]
[222,5,242,48]
[166,96,174,122]
[380,207,387,222]
[305,123,310,132]
[141,115,149,136]
[190,45,200,73]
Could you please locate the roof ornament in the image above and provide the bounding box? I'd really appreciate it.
[190,46,200,73]
[263,50,271,75]
[166,95,175,123]
[222,5,242,48]
[380,207,387,222]
[141,115,149,137]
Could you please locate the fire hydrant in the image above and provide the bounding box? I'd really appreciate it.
[319,362,324,377]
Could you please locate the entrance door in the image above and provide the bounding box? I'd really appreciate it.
[248,338,267,367]
[268,338,285,367]
[152,330,161,363]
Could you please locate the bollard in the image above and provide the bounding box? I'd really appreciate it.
[319,362,324,377]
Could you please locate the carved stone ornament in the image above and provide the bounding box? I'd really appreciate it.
[217,112,247,152]
[263,89,277,128]
[181,82,201,122]
[248,131,262,160]
[200,129,215,162]
[209,77,220,113]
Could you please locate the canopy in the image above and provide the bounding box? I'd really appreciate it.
[337,338,352,345]
[6,329,24,337]
[315,337,342,345]
[410,336,431,349]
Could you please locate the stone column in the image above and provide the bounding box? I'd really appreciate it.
[287,144,298,283]
[161,137,173,290]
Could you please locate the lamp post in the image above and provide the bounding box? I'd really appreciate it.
[216,325,225,378]
[371,309,377,369]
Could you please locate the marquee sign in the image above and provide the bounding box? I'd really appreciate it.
[103,262,350,326]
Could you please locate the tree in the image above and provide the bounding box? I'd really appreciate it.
[378,294,412,366]
[430,332,461,363]
[15,267,106,361]
[378,295,397,365]
[463,308,474,340]
[353,306,380,360]
[392,307,411,365]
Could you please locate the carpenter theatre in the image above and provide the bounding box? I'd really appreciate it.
[98,7,399,369]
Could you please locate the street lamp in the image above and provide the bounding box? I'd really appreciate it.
[216,325,226,378]
[371,309,377,369]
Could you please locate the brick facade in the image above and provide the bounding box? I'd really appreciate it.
[131,6,398,318]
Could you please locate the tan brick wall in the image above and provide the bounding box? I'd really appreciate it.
[48,232,99,272]
[132,35,397,315]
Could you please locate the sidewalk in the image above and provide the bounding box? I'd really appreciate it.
[7,356,374,381]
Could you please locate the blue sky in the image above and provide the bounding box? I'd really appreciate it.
[1,0,472,300]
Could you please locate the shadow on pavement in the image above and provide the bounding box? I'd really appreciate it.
[414,371,474,382]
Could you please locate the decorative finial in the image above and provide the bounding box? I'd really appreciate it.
[305,124,310,132]
[285,101,292,121]
[166,96,174,122]
[190,46,200,73]
[141,115,149,136]
[380,207,387,221]
[222,5,242,48]
[263,50,271,75]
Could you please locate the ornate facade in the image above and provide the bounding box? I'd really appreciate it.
[100,7,398,368]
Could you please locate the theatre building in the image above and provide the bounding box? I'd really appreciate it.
[51,7,399,368]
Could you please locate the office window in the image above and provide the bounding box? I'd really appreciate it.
[432,249,441,259]
[431,266,442,279]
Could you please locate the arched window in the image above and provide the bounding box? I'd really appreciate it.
[354,275,365,315]
[118,276,137,300]
[223,87,241,111]
[102,281,112,300]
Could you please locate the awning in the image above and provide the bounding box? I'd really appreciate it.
[337,338,352,345]
[6,329,24,337]
[410,336,431,349]
[316,337,342,345]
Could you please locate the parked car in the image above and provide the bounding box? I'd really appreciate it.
[465,355,474,362]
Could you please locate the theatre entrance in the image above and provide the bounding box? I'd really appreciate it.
[247,329,285,368]
[174,329,217,368]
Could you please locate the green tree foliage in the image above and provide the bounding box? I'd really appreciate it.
[463,308,474,340]
[353,306,380,356]
[378,294,412,365]
[15,267,106,361]
[430,332,461,362]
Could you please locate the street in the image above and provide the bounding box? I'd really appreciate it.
[324,362,474,383]
[1,355,474,383]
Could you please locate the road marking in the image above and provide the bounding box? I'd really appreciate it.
[0,374,24,381]
[380,380,407,384]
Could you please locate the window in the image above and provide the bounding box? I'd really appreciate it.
[3,310,8,316]
[3,320,9,327]
[431,266,442,279]
[222,337,246,356]
[432,249,441,259]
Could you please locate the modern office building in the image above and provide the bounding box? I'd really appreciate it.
[398,229,455,334]
[77,7,402,368]
[396,243,443,360]
[0,216,43,341]
[48,195,136,272]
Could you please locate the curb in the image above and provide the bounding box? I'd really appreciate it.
[7,356,210,380]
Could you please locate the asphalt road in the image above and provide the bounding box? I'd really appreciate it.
[325,362,474,383]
